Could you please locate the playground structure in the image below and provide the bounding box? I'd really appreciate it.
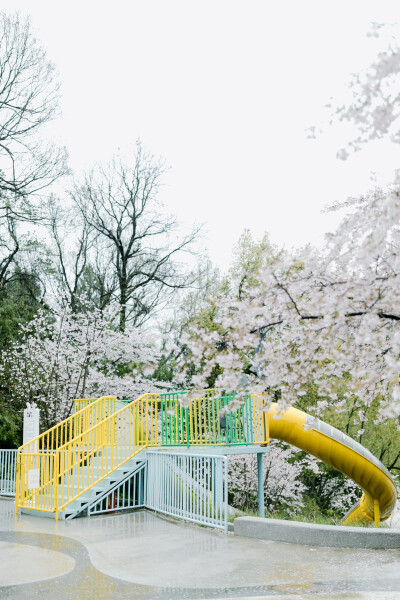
[13,391,397,530]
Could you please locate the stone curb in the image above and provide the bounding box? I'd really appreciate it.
[234,516,400,549]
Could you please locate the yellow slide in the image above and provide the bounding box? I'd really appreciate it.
[265,404,397,526]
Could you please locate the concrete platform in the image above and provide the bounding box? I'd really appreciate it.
[152,445,271,455]
[234,516,400,549]
[1,498,400,599]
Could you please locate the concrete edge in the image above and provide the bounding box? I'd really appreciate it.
[233,516,400,549]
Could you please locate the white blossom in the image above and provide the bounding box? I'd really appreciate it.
[180,188,400,422]
[1,304,164,426]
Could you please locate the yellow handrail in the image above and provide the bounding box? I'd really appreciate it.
[15,396,116,515]
[18,396,117,454]
[56,393,160,518]
[74,397,107,412]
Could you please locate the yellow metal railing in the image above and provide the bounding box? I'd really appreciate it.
[15,396,116,516]
[56,393,159,518]
[73,397,118,413]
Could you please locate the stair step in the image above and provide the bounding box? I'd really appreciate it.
[58,458,146,519]
[21,508,65,520]
[61,466,137,484]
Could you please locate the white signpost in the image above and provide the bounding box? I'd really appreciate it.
[23,403,40,446]
[23,402,41,490]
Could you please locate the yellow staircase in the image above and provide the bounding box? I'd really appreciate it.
[15,394,159,520]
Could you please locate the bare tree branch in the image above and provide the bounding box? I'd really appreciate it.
[72,142,202,330]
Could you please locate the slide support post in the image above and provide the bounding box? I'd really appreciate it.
[257,452,265,517]
[374,499,380,528]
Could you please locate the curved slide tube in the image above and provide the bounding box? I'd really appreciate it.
[265,404,397,526]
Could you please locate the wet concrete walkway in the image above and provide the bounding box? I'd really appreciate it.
[1,498,400,599]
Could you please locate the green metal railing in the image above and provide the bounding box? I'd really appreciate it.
[159,391,259,446]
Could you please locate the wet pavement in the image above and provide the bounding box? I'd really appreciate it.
[0,497,400,599]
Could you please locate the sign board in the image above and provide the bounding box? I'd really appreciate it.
[23,406,40,446]
[28,469,40,490]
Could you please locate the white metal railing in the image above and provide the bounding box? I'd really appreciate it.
[0,450,17,496]
[88,463,146,516]
[146,451,228,531]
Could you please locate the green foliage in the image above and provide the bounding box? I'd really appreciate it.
[0,404,22,449]
[228,229,281,294]
[152,354,175,383]
[268,498,341,525]
[295,381,400,474]
[0,269,43,349]
[0,270,45,446]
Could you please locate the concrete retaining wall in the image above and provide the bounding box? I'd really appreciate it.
[234,516,400,549]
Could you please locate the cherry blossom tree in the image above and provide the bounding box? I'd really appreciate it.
[226,441,362,518]
[179,187,400,424]
[229,442,320,516]
[177,29,400,508]
[0,303,162,428]
[328,22,400,164]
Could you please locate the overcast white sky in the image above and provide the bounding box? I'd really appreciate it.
[2,0,400,272]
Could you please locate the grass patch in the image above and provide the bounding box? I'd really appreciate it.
[230,505,384,528]
[230,499,347,526]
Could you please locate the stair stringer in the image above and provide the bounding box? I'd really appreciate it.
[84,460,147,518]
[63,451,148,520]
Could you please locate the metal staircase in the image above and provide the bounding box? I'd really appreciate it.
[15,394,159,520]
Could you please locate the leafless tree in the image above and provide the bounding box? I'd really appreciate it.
[46,199,91,311]
[0,205,18,289]
[72,142,202,331]
[0,197,50,303]
[46,198,118,313]
[0,13,69,292]
[0,12,68,200]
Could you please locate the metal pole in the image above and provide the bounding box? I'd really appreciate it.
[257,452,265,517]
[374,499,380,528]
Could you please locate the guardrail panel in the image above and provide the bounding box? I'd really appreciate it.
[0,450,17,496]
[159,392,263,446]
[146,451,228,531]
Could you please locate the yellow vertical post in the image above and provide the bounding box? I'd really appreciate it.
[260,408,269,445]
[154,395,159,446]
[111,397,116,445]
[54,452,59,522]
[146,394,149,445]
[374,499,380,528]
[14,450,20,515]
[21,455,26,509]
[102,419,106,448]
[149,395,153,444]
